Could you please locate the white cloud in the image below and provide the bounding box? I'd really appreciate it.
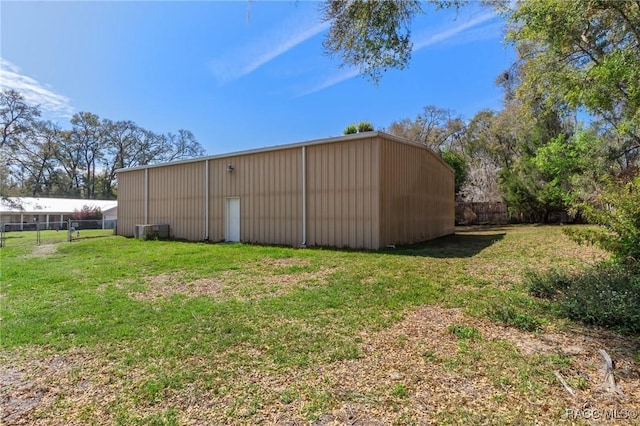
[412,11,497,50]
[0,58,74,118]
[210,13,330,84]
[297,11,499,97]
[295,68,360,98]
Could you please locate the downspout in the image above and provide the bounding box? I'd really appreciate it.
[205,159,209,240]
[301,146,307,247]
[144,168,149,224]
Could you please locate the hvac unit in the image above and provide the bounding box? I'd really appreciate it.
[135,224,169,240]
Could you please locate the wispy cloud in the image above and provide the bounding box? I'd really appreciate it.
[0,58,74,118]
[210,16,330,84]
[412,11,496,50]
[297,11,498,97]
[294,68,359,98]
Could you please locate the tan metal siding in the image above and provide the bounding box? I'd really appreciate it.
[306,137,380,249]
[379,138,455,246]
[116,170,146,237]
[207,148,302,245]
[147,162,206,241]
[116,132,449,248]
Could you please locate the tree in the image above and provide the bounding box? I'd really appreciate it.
[70,112,103,198]
[1,89,42,199]
[506,0,640,172]
[12,121,62,196]
[0,90,206,199]
[55,130,84,196]
[100,119,159,198]
[322,0,424,83]
[1,89,40,150]
[459,157,502,202]
[160,129,205,163]
[386,105,465,150]
[440,147,467,196]
[571,176,640,263]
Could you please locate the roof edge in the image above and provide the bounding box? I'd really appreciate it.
[116,131,453,174]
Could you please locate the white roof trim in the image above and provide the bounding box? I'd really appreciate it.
[116,131,453,174]
[0,197,117,214]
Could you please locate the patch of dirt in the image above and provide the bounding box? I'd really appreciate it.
[25,244,57,258]
[131,272,225,300]
[0,367,43,424]
[131,265,340,302]
[0,350,120,425]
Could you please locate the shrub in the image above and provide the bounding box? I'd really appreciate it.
[440,148,468,195]
[447,324,481,340]
[527,264,640,333]
[486,304,543,332]
[357,121,374,132]
[565,176,640,264]
[343,124,358,135]
[343,121,374,135]
[526,268,571,299]
[72,205,103,220]
[390,383,408,398]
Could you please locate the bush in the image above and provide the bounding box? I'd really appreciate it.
[343,121,374,135]
[486,304,543,332]
[565,176,640,264]
[72,205,103,220]
[357,121,374,132]
[447,324,481,340]
[527,264,640,333]
[526,268,571,299]
[343,124,358,135]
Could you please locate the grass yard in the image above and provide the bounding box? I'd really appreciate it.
[1,225,639,425]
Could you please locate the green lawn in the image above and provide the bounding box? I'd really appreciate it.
[1,225,638,425]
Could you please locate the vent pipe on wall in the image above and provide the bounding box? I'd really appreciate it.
[144,168,149,224]
[205,159,209,240]
[301,146,307,247]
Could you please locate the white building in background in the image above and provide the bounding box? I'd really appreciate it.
[0,197,117,231]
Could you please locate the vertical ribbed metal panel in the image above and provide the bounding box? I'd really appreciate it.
[116,135,450,248]
[379,137,455,246]
[208,148,302,245]
[306,137,380,249]
[116,170,146,237]
[147,161,206,240]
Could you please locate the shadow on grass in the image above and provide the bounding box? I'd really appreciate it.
[385,232,506,258]
[115,229,507,259]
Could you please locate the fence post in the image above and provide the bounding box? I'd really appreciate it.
[68,219,72,242]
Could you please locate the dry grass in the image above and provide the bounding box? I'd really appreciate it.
[2,225,638,425]
[131,258,341,302]
[2,305,638,425]
[24,244,58,258]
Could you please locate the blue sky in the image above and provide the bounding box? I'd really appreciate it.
[1,1,514,155]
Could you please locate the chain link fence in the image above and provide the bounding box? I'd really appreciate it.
[0,219,117,248]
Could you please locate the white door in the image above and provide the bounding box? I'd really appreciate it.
[225,197,240,242]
